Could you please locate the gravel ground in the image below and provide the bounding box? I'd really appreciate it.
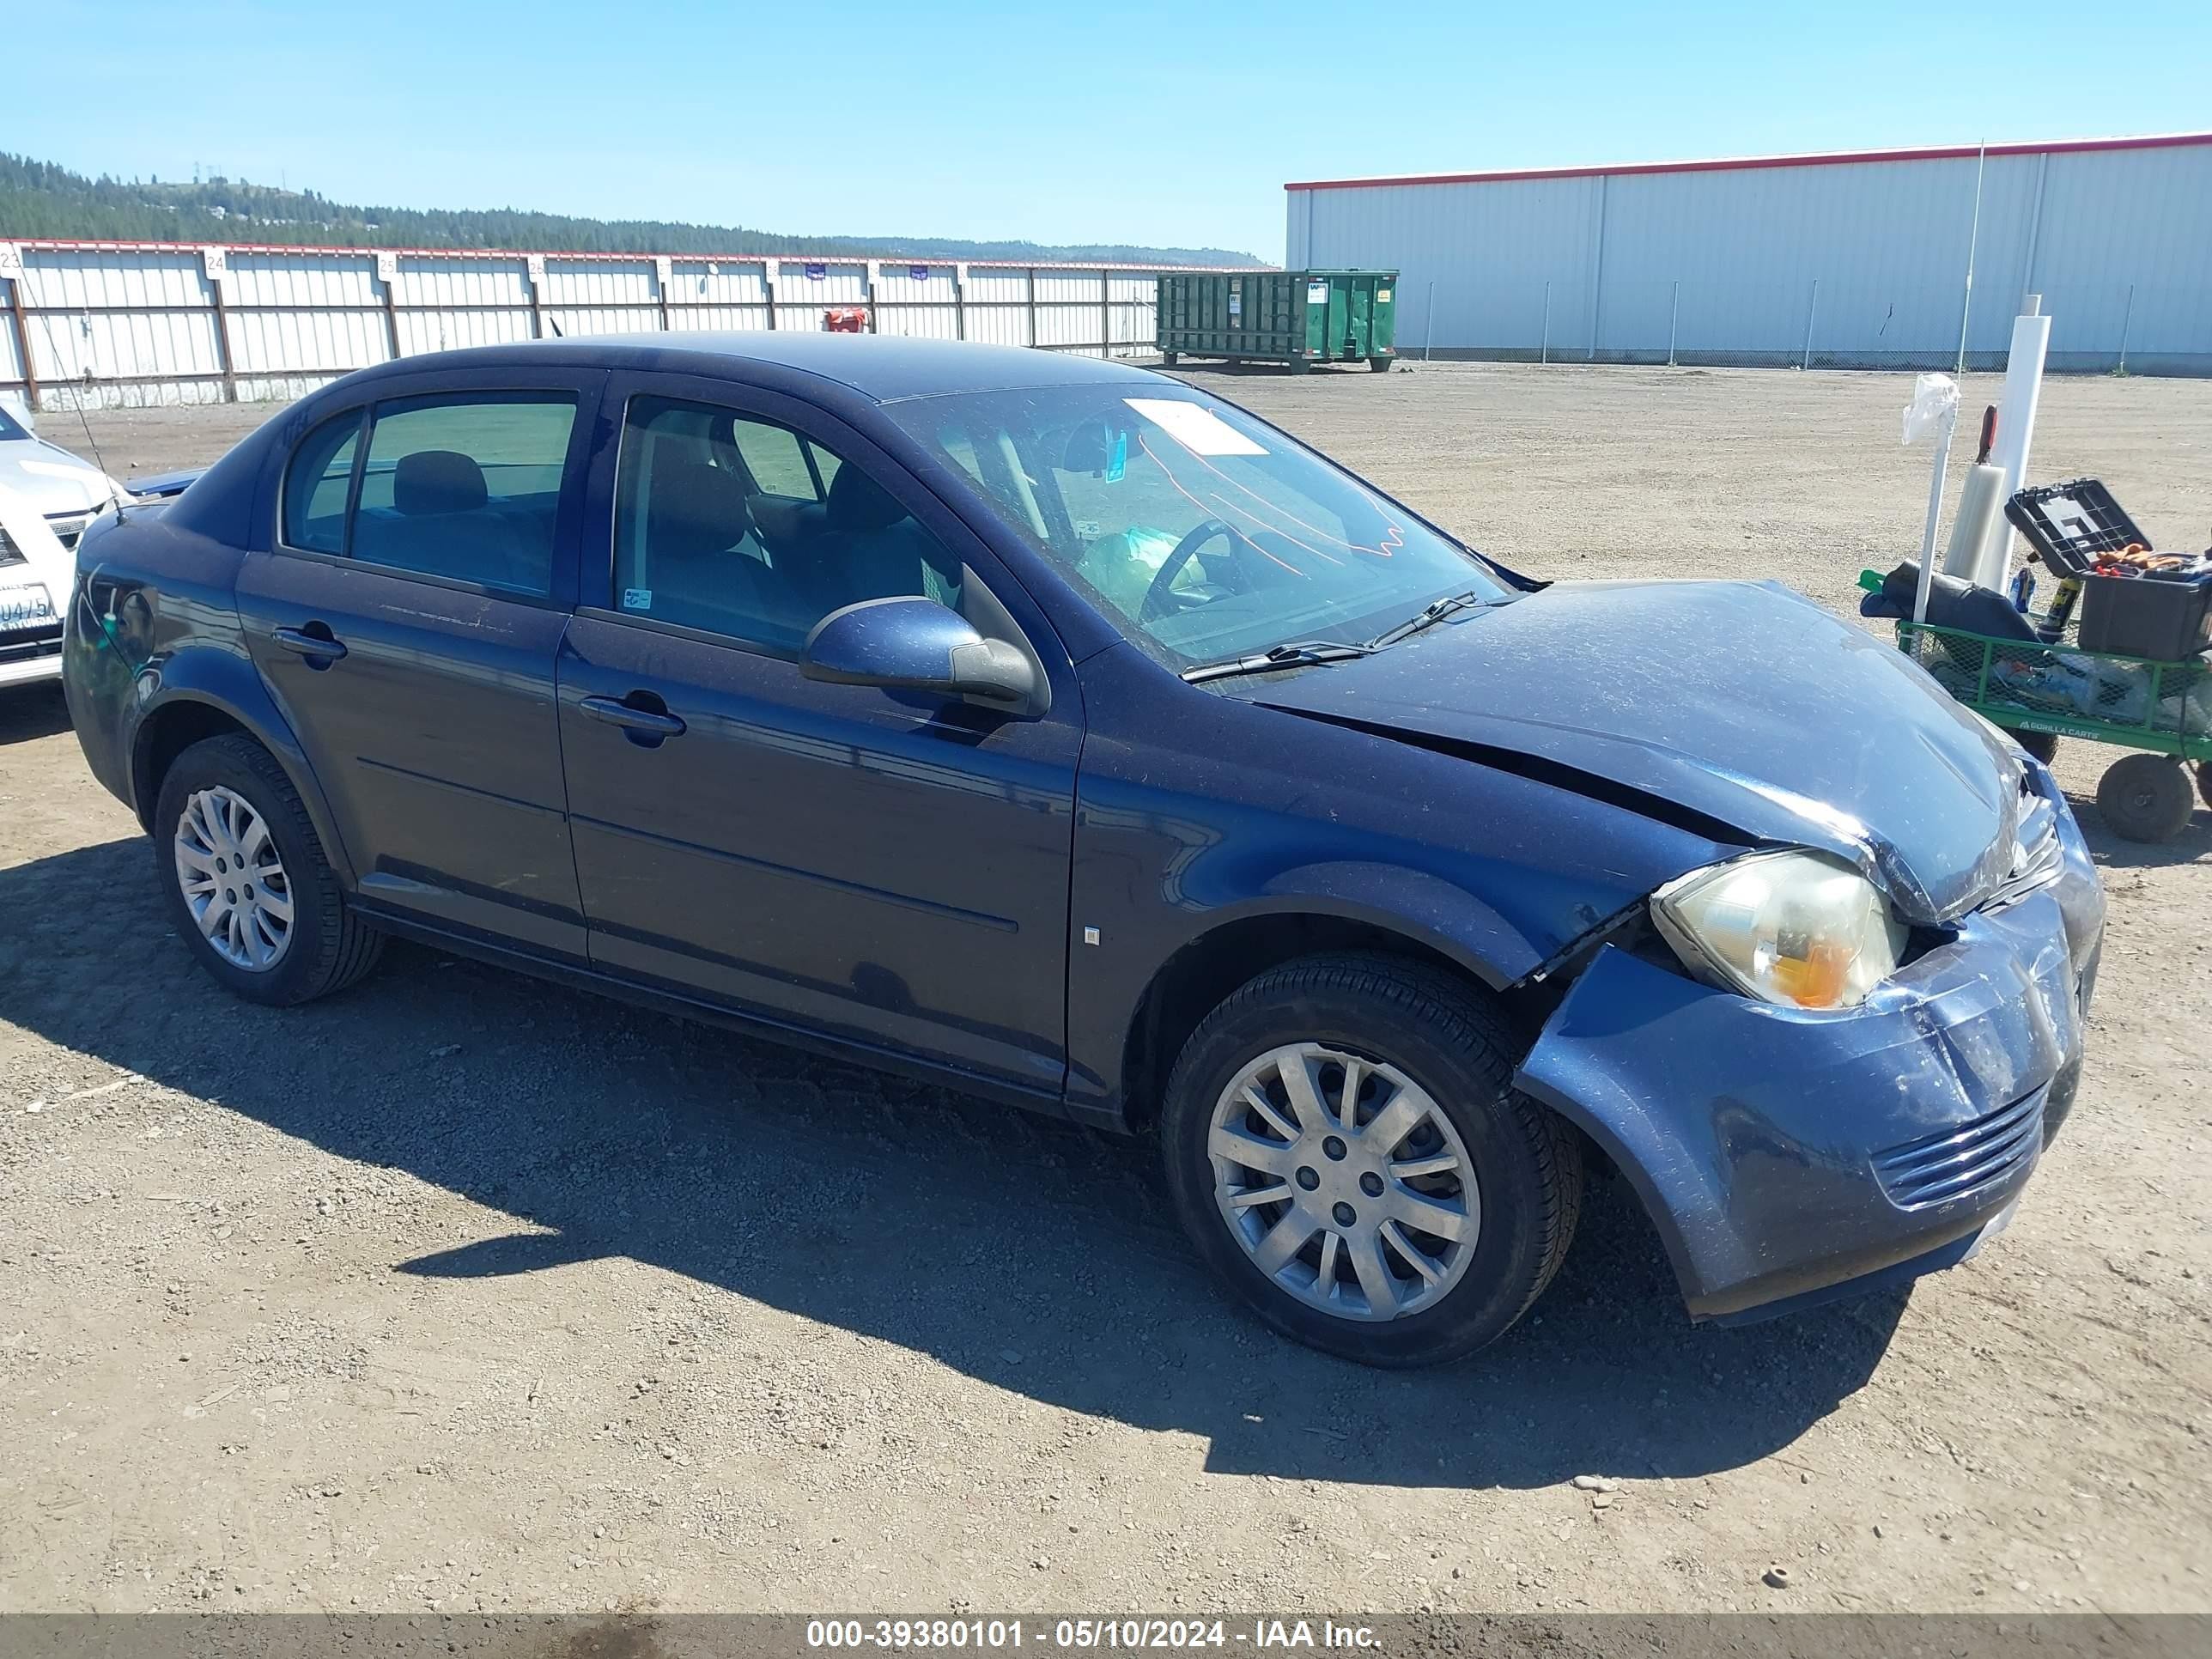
[2,363,2207,1617]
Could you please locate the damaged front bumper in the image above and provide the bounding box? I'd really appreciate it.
[1513,775,2104,1323]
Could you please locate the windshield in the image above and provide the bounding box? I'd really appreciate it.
[885,384,1510,668]
[0,404,30,442]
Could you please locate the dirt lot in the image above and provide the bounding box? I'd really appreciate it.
[3,364,2207,1616]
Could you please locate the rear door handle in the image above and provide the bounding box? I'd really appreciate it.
[578,695,686,738]
[271,624,347,664]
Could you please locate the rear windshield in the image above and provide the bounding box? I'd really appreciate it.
[885,385,1508,670]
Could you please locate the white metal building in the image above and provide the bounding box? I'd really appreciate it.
[1286,133,2212,374]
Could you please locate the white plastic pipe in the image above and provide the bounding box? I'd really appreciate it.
[1913,401,1958,628]
[1981,296,2052,588]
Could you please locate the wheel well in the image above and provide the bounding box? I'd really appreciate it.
[1119,914,1501,1131]
[132,702,250,828]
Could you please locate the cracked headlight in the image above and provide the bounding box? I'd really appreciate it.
[1650,849,1907,1010]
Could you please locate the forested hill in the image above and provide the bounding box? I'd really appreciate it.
[0,155,1262,266]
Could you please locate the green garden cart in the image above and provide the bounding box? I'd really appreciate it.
[1858,568,2211,842]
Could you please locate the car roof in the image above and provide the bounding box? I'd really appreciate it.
[348,333,1168,404]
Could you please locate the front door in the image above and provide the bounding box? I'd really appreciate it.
[235,374,599,955]
[554,377,1081,1095]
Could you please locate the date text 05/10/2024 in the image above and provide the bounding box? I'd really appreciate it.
[804,1619,1381,1650]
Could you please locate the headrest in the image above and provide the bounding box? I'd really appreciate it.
[1062,419,1121,473]
[394,449,489,515]
[826,461,908,532]
[647,461,754,560]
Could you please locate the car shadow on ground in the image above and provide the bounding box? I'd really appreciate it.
[0,835,1907,1490]
[0,684,71,746]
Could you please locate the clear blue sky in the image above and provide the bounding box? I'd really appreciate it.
[10,0,2209,259]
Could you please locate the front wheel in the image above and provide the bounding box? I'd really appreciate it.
[1159,954,1581,1367]
[154,733,384,1005]
[2096,752,2196,842]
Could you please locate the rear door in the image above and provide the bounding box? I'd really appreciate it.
[554,373,1082,1095]
[234,368,602,956]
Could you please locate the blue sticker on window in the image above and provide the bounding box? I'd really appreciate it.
[1107,430,1126,483]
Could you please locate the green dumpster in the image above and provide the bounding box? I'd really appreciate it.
[1157,270,1398,373]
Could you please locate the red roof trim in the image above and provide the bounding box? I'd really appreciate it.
[1284,131,2212,192]
[3,236,1260,273]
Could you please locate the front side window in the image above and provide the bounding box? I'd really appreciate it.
[886,386,1510,669]
[611,394,961,653]
[281,410,362,555]
[344,393,578,594]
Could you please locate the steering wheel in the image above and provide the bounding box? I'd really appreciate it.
[1139,519,1243,623]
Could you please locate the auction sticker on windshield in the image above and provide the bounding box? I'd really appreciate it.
[1123,398,1267,458]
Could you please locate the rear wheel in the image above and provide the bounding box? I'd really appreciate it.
[2096,752,2196,842]
[2197,761,2212,812]
[1159,953,1581,1367]
[154,734,383,1005]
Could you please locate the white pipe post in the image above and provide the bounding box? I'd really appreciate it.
[1540,281,1551,365]
[1982,295,2052,589]
[1425,279,1435,361]
[2118,283,2135,373]
[1668,280,1679,367]
[1913,401,1958,628]
[1802,278,1820,370]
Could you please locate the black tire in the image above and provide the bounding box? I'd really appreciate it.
[153,733,383,1005]
[2197,761,2212,812]
[2007,727,2060,766]
[2095,752,2196,842]
[1159,953,1582,1367]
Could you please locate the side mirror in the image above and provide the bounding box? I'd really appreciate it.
[802,597,1042,709]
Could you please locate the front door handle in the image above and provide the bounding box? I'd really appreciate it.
[272,623,347,665]
[579,694,686,739]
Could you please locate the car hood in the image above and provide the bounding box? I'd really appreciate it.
[1249,579,2024,924]
[0,437,128,514]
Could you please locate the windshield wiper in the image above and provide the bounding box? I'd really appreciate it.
[1179,639,1376,684]
[1366,588,1513,650]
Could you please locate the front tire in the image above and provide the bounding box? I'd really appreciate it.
[1159,954,1581,1367]
[154,734,383,1005]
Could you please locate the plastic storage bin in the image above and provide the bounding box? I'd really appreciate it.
[2077,573,2212,661]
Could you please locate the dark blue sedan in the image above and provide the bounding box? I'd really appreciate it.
[62,336,2103,1365]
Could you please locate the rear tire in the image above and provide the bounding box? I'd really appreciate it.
[153,734,383,1005]
[2008,727,2060,765]
[2196,761,2212,812]
[2095,753,2195,842]
[1159,953,1581,1367]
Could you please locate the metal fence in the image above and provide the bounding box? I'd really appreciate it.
[0,240,1232,411]
[1388,274,2211,374]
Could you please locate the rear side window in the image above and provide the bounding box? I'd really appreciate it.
[281,411,362,554]
[348,394,578,594]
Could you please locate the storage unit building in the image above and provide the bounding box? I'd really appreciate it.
[1285,132,2212,374]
